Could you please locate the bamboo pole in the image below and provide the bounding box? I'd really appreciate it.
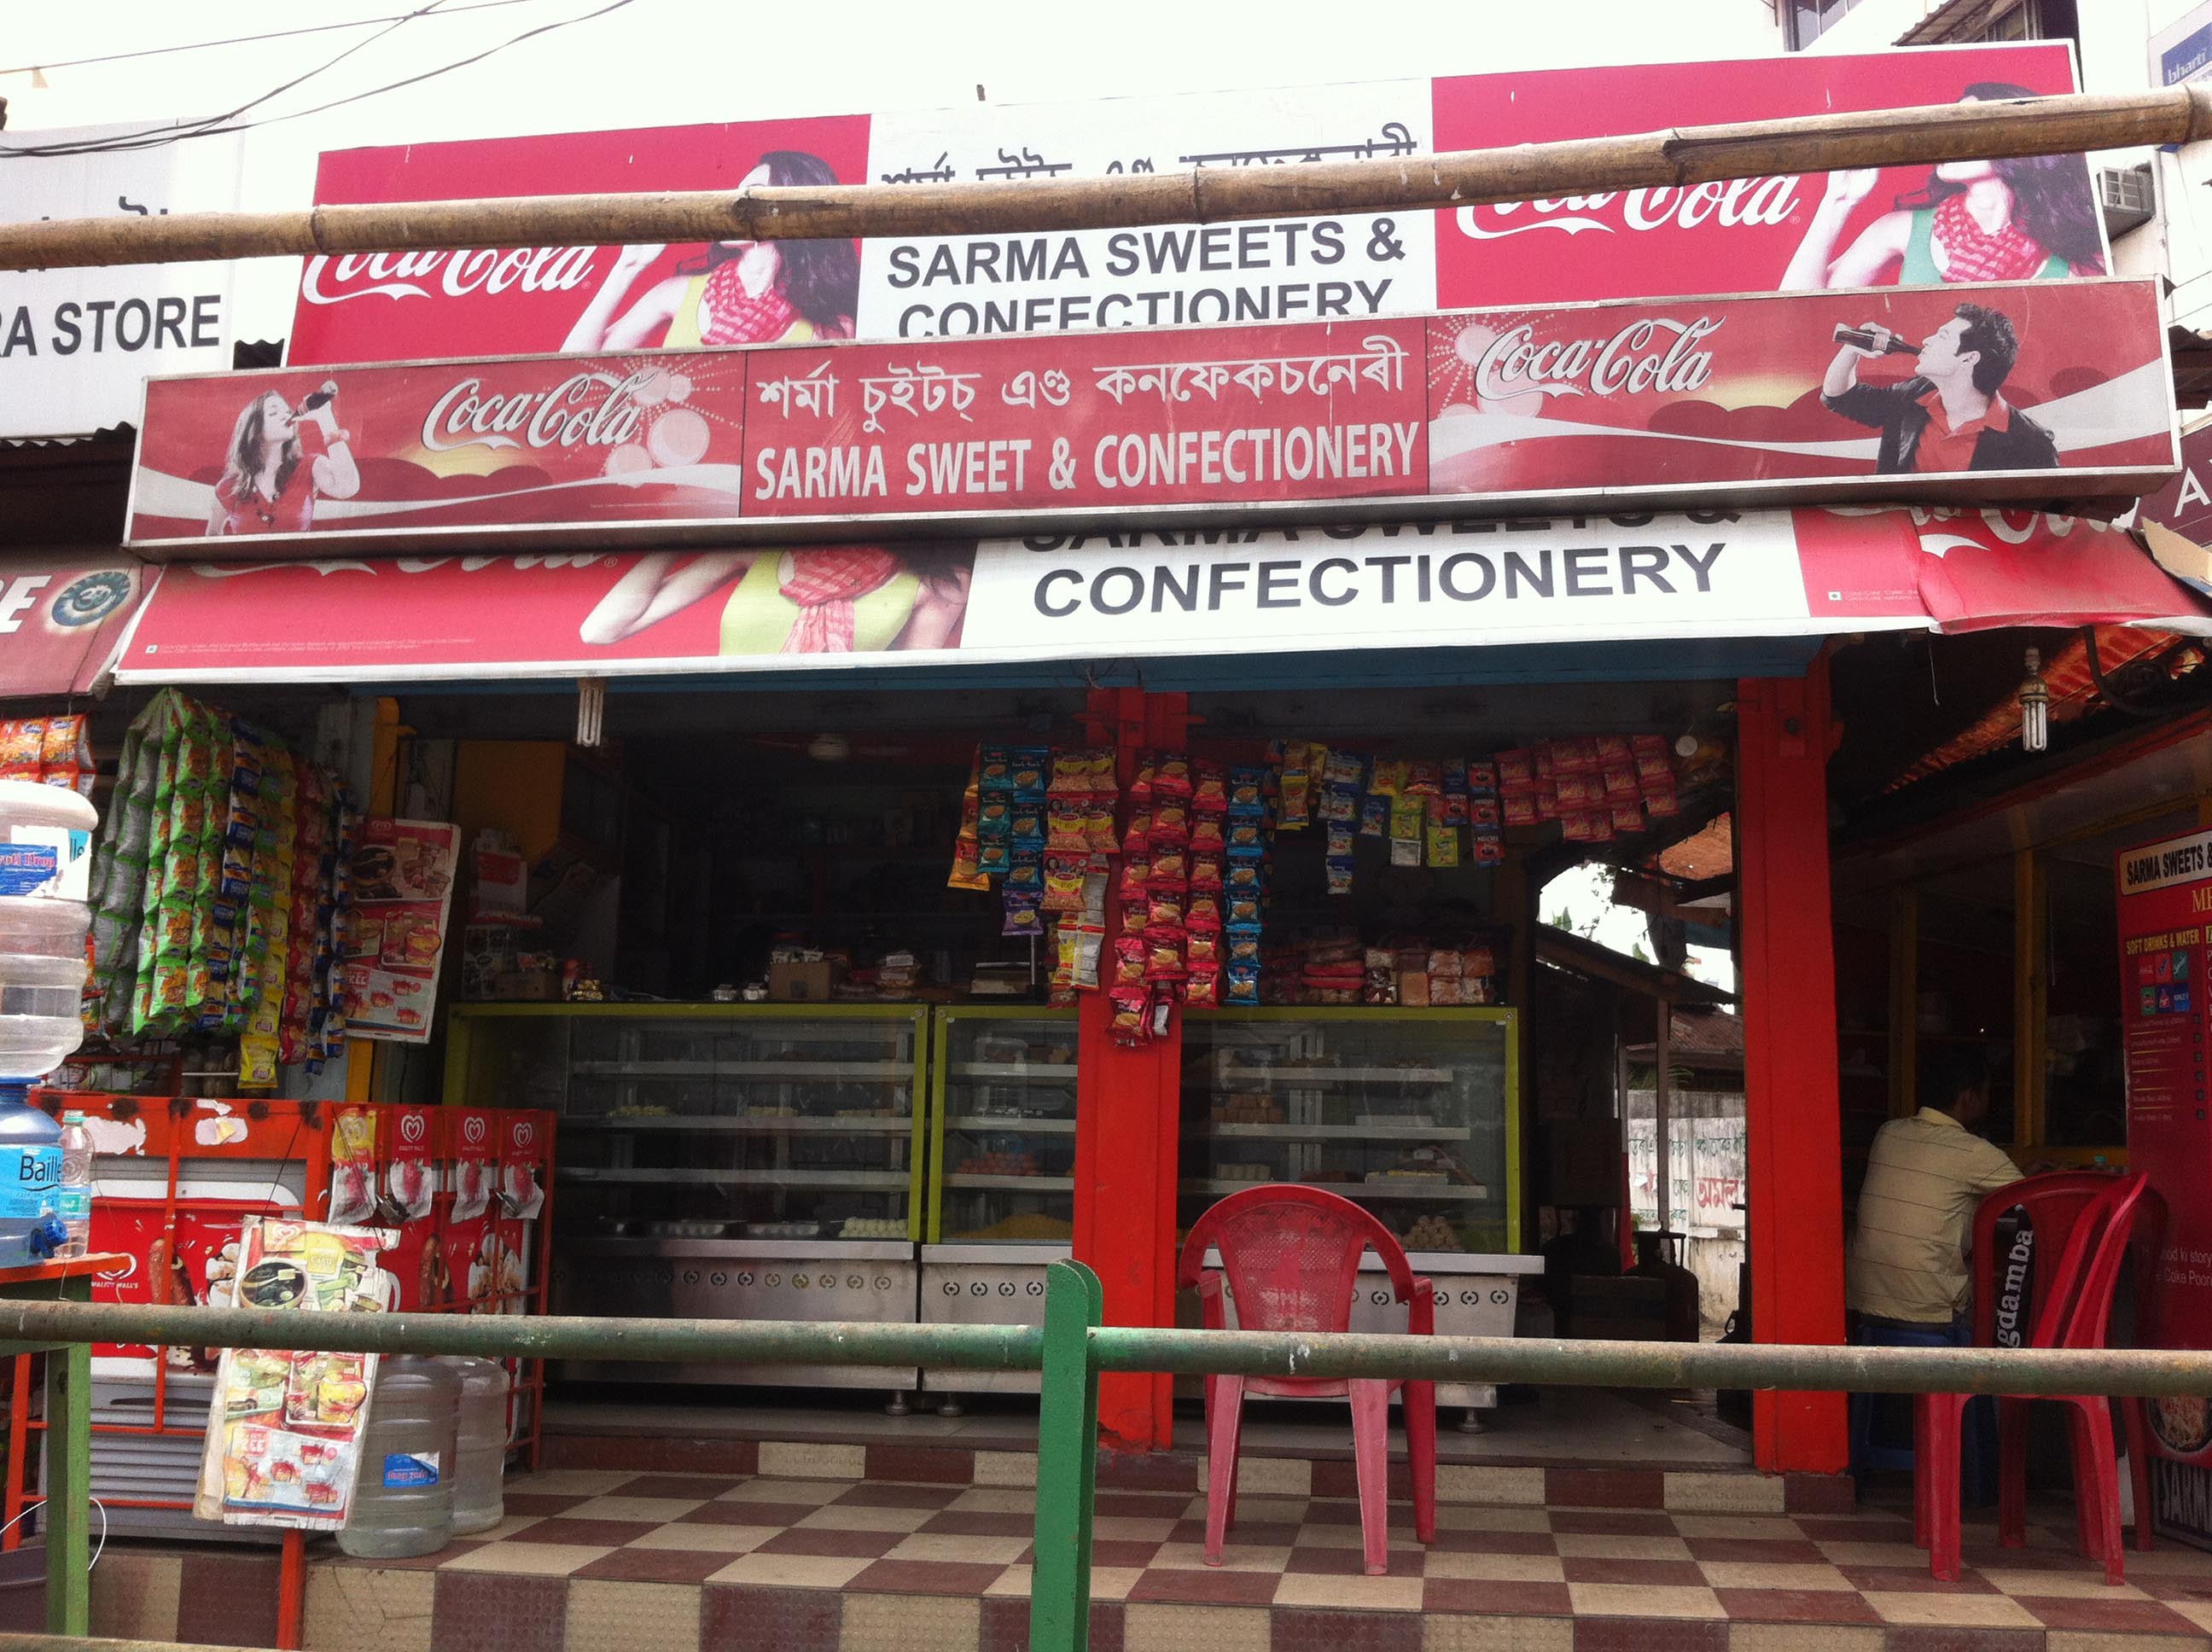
[6,85,2212,271]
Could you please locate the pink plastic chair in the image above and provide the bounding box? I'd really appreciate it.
[1178,1185,1438,1576]
[1917,1172,2149,1584]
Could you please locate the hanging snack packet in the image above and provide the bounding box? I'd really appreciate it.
[1185,967,1220,1007]
[1368,758,1408,798]
[1191,768,1228,816]
[1112,934,1149,988]
[1496,750,1536,794]
[1405,760,1443,797]
[1149,801,1191,846]
[1224,821,1266,858]
[978,747,1016,792]
[1611,804,1646,836]
[1359,795,1389,837]
[1225,962,1262,1006]
[1121,811,1152,855]
[1010,806,1047,852]
[1225,770,1267,817]
[1190,815,1225,852]
[1118,856,1153,903]
[1152,753,1194,799]
[1278,765,1311,829]
[1388,794,1423,843]
[1190,856,1225,894]
[1467,759,1499,798]
[1043,855,1088,914]
[1186,894,1223,934]
[1047,797,1090,852]
[1472,830,1506,865]
[1427,817,1462,868]
[1148,847,1190,891]
[1596,734,1633,765]
[977,797,1012,841]
[1009,747,1050,794]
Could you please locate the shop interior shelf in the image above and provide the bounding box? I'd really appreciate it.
[1191,1123,1474,1142]
[559,1167,913,1188]
[945,1116,1078,1134]
[569,1060,915,1079]
[564,1115,914,1133]
[948,1062,1079,1080]
[1208,1065,1457,1085]
[1179,1177,1490,1201]
[940,1174,1079,1190]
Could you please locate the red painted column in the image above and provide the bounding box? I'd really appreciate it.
[1072,688,1189,1451]
[1736,662,1849,1474]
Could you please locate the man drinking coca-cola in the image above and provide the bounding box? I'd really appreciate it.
[1820,301,2058,475]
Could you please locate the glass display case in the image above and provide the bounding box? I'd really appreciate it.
[1179,1008,1534,1417]
[445,1003,928,1392]
[920,1007,1079,1403]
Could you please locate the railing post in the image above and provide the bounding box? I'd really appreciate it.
[1032,1259,1103,1652]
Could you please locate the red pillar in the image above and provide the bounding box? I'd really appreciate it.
[1072,688,1188,1451]
[1736,663,1849,1475]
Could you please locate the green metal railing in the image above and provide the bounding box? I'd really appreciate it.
[12,1262,2212,1651]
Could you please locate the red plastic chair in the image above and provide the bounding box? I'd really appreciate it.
[1917,1172,2149,1584]
[1178,1185,1438,1576]
[1967,1173,2165,1559]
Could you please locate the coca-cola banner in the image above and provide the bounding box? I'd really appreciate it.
[287,44,2092,365]
[111,506,2208,686]
[126,280,2176,551]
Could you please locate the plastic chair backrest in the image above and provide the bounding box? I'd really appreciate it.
[1972,1172,2114,1347]
[1177,1184,1416,1334]
[2058,1174,2151,1353]
[2004,1173,2143,1354]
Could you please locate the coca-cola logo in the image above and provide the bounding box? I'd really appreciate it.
[1454,177,1802,242]
[462,1115,488,1146]
[299,247,601,306]
[1472,317,1722,402]
[422,369,658,455]
[399,1112,428,1145]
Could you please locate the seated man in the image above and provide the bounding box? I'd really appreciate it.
[1847,1049,2023,1340]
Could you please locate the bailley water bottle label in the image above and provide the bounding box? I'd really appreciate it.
[383,1451,440,1488]
[0,844,59,898]
[0,1146,60,1218]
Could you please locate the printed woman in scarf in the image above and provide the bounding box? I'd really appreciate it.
[578,547,972,656]
[1781,83,2106,292]
[207,383,360,536]
[561,151,859,351]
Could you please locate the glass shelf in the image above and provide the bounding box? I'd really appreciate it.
[1179,1007,1518,1254]
[928,1007,1080,1244]
[449,1003,928,1241]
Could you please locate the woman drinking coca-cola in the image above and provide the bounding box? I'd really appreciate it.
[561,150,859,351]
[206,383,359,537]
[1781,82,2105,292]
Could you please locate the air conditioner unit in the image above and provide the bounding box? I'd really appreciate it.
[2099,163,2157,238]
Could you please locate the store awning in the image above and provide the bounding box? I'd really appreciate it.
[0,549,154,698]
[110,506,2211,688]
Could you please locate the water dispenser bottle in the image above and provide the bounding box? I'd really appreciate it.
[0,781,96,1265]
[339,1356,462,1559]
[439,1356,512,1534]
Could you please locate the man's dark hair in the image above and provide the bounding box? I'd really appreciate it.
[1918,1046,1988,1114]
[1953,303,2020,397]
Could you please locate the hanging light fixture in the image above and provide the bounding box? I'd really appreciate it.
[2018,648,2049,753]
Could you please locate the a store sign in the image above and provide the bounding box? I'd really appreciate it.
[2116,827,2212,1548]
[125,278,2177,552]
[286,43,2091,364]
[109,507,2210,685]
[0,551,150,695]
[0,122,244,439]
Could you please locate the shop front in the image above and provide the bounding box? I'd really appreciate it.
[90,267,2211,1472]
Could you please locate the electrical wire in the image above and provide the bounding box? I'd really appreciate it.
[1,0,458,160]
[2,0,634,162]
[0,0,545,79]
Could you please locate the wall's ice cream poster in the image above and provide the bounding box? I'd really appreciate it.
[193,1218,395,1528]
[345,819,458,1044]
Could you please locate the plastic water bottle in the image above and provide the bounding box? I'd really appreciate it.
[0,781,96,1265]
[55,1111,91,1259]
[339,1356,461,1558]
[439,1356,512,1534]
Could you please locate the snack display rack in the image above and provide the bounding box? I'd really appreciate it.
[447,1002,928,1390]
[920,1006,1080,1400]
[3,1091,555,1544]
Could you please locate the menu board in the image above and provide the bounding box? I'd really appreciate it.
[345,818,459,1044]
[193,1218,396,1529]
[2116,827,2212,1548]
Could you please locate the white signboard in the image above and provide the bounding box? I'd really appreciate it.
[0,122,245,438]
[858,81,1435,340]
[965,510,1819,662]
